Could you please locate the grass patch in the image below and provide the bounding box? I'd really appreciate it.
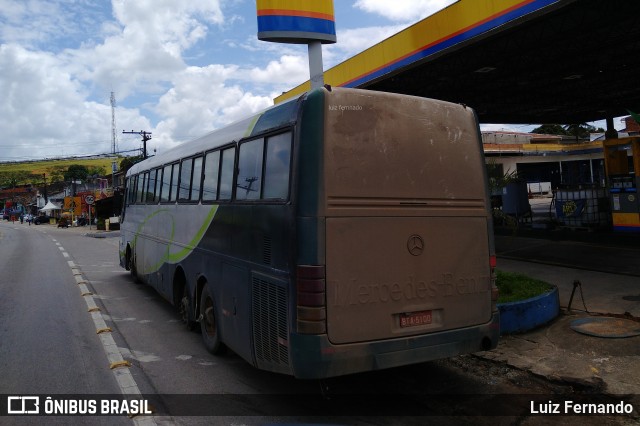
[496,270,553,303]
[0,157,119,176]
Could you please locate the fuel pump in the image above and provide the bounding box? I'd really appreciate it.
[603,137,640,231]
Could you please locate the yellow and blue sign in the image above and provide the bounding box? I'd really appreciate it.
[257,0,336,44]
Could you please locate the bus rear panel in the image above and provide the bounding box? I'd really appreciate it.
[291,88,499,378]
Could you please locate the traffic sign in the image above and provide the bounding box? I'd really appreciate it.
[85,195,95,205]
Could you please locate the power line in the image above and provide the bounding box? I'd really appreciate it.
[122,130,152,159]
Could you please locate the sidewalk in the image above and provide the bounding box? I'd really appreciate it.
[31,222,121,238]
[484,229,640,399]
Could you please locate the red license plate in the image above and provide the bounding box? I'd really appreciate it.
[399,310,432,328]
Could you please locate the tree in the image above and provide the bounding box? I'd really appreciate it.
[119,156,143,174]
[46,165,66,183]
[87,166,107,177]
[564,123,601,141]
[0,171,34,187]
[531,124,567,135]
[64,164,89,181]
[531,123,604,141]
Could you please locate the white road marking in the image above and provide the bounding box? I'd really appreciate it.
[53,236,157,425]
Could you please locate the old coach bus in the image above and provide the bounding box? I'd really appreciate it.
[119,87,500,379]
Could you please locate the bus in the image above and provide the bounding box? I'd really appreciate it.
[119,86,499,379]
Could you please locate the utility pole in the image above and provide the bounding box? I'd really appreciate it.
[42,173,48,204]
[122,130,152,159]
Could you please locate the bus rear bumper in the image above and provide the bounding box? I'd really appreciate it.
[289,312,500,379]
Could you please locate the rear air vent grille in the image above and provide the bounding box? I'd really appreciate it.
[262,236,272,265]
[252,276,289,371]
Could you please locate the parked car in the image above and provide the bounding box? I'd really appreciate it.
[33,215,53,225]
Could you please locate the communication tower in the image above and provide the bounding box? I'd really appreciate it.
[110,91,119,175]
[111,92,118,155]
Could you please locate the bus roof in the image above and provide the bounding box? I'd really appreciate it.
[127,94,303,176]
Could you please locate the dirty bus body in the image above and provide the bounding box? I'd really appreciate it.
[119,87,499,379]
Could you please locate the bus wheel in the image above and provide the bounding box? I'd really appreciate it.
[127,247,141,284]
[178,283,196,331]
[130,259,141,284]
[200,284,225,355]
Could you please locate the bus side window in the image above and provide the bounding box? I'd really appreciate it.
[146,169,157,203]
[237,139,264,201]
[160,164,172,202]
[192,156,203,201]
[136,173,146,204]
[142,171,150,203]
[169,163,179,202]
[155,168,163,202]
[125,177,133,205]
[178,158,193,202]
[219,147,235,200]
[129,175,137,204]
[263,132,292,200]
[203,151,220,201]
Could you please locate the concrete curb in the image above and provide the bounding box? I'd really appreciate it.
[498,286,560,334]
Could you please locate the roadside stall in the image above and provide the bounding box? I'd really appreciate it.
[38,201,62,224]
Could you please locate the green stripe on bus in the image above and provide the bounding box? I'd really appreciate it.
[165,205,219,264]
[133,205,219,274]
[244,113,263,138]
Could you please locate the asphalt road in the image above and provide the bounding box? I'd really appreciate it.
[0,222,128,426]
[1,222,635,425]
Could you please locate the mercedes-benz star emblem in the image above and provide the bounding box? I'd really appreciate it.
[407,235,424,256]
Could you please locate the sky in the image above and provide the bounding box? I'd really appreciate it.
[0,0,618,162]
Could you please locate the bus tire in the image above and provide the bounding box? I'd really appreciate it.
[130,259,141,284]
[200,284,226,355]
[177,280,196,331]
[127,246,141,284]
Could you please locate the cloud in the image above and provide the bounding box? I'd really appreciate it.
[245,55,309,86]
[149,65,273,154]
[2,1,432,161]
[0,0,108,49]
[111,0,224,48]
[69,0,227,99]
[0,0,271,160]
[354,0,457,23]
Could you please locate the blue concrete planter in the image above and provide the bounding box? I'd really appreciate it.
[497,286,560,334]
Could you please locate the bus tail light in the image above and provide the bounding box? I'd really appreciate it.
[296,265,326,335]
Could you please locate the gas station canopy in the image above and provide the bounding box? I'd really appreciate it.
[277,0,640,125]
